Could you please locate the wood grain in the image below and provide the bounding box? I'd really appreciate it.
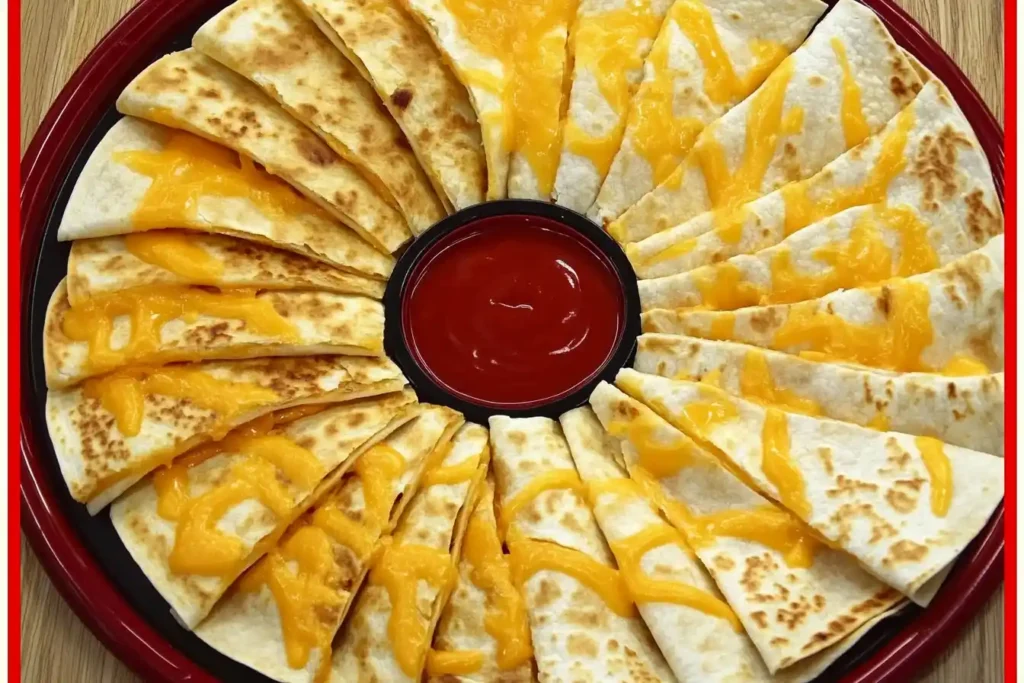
[18,0,1005,681]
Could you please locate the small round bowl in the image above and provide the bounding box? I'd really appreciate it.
[384,199,641,425]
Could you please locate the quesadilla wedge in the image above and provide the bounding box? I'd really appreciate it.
[117,49,411,253]
[425,478,535,683]
[551,0,674,212]
[110,392,420,628]
[194,406,466,683]
[635,334,1005,456]
[57,118,394,280]
[630,79,1002,280]
[402,0,574,201]
[294,0,486,210]
[44,280,386,388]
[488,415,676,683]
[47,356,407,512]
[398,0,509,200]
[67,230,384,306]
[614,371,1005,603]
[590,0,826,224]
[642,235,1005,373]
[331,420,488,682]
[193,0,445,234]
[608,0,923,245]
[563,404,897,682]
[589,382,904,673]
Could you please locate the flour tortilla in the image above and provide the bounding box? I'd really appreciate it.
[294,0,486,211]
[117,49,411,253]
[635,334,1005,456]
[589,382,904,673]
[193,0,445,234]
[427,478,536,683]
[614,371,1005,603]
[591,0,826,224]
[636,201,998,311]
[43,280,386,388]
[46,356,407,511]
[630,79,1002,279]
[57,118,394,280]
[609,0,922,244]
[551,0,675,212]
[400,0,510,199]
[111,392,420,628]
[195,406,467,683]
[331,419,487,683]
[642,235,1005,373]
[67,231,385,306]
[564,403,900,682]
[488,415,676,683]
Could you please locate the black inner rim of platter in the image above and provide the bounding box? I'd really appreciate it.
[23,6,984,681]
[384,200,641,425]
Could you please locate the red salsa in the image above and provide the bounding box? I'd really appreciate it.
[403,215,624,408]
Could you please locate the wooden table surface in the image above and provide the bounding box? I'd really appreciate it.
[20,0,1005,681]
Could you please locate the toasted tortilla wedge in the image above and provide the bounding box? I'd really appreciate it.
[117,49,411,253]
[635,334,1005,456]
[488,415,676,683]
[67,230,384,306]
[57,118,393,279]
[399,0,509,200]
[402,0,574,200]
[630,80,1003,280]
[609,0,922,245]
[551,0,674,212]
[44,280,385,388]
[195,406,467,683]
[331,420,488,682]
[46,356,407,510]
[563,404,900,682]
[642,235,1005,373]
[426,478,536,683]
[111,392,420,628]
[590,0,826,224]
[614,371,1005,604]
[193,0,445,234]
[295,0,486,211]
[589,382,904,673]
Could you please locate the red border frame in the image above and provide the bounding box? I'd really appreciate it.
[16,1,1008,682]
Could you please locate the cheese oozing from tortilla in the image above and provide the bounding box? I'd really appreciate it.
[561,1,666,179]
[585,477,741,629]
[628,1,789,187]
[440,0,575,196]
[82,366,279,437]
[236,520,353,679]
[497,469,586,536]
[370,543,457,677]
[114,129,334,230]
[915,436,952,517]
[507,531,635,617]
[124,231,225,281]
[425,650,486,676]
[455,495,533,671]
[153,416,325,577]
[62,285,298,374]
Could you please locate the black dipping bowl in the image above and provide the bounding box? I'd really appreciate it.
[384,200,641,425]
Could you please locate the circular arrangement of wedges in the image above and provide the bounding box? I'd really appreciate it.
[40,0,1004,680]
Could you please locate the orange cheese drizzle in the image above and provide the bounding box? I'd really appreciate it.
[370,543,456,677]
[586,478,741,628]
[914,436,952,516]
[124,231,225,282]
[61,284,298,374]
[115,130,331,230]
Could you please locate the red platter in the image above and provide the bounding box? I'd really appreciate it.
[19,1,1006,681]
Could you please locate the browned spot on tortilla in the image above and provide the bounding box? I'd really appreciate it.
[391,88,413,109]
[883,539,928,566]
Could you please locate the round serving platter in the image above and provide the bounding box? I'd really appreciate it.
[20,0,1005,681]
